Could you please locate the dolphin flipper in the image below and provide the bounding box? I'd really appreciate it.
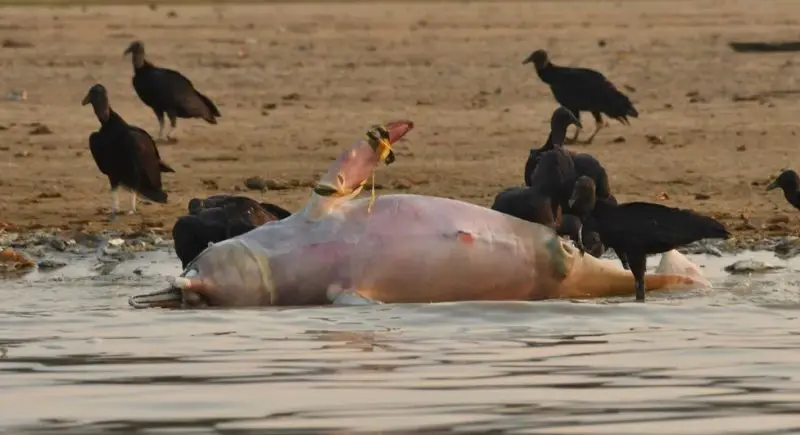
[327,284,383,306]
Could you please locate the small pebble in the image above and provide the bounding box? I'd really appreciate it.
[29,124,53,135]
[1,39,34,48]
[38,259,67,270]
[245,176,267,191]
[49,239,67,251]
[724,259,783,275]
[108,238,125,247]
[645,134,665,145]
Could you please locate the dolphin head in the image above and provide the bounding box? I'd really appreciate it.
[129,238,276,309]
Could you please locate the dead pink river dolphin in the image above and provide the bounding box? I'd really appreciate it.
[129,120,708,309]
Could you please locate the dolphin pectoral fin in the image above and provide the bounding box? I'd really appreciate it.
[327,284,382,306]
[332,291,380,306]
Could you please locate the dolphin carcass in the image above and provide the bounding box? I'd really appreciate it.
[129,120,709,309]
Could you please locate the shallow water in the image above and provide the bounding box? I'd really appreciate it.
[1,249,799,434]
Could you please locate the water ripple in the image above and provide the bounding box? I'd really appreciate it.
[1,251,799,434]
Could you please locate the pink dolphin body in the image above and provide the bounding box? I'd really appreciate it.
[129,120,707,309]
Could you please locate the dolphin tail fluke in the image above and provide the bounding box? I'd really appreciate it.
[641,249,712,292]
[557,243,710,299]
[642,273,707,293]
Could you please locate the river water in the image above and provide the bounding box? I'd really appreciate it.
[0,249,798,434]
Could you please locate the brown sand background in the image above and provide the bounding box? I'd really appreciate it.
[1,0,799,238]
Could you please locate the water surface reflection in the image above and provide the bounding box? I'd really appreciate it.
[1,250,799,434]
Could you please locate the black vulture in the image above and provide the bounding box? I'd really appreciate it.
[524,106,582,186]
[490,186,590,256]
[172,196,292,268]
[124,40,221,143]
[581,227,605,258]
[561,173,610,258]
[81,84,175,221]
[172,210,235,269]
[522,109,613,203]
[493,145,586,249]
[559,170,613,259]
[187,194,292,220]
[766,169,800,210]
[528,145,577,217]
[491,186,562,229]
[570,173,614,225]
[528,147,615,206]
[558,213,605,258]
[528,140,618,216]
[570,152,615,202]
[522,49,638,144]
[532,148,607,256]
[570,176,730,302]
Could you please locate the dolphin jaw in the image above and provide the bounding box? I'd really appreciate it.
[128,273,212,310]
[128,286,183,309]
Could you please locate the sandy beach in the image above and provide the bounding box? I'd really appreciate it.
[1,0,800,240]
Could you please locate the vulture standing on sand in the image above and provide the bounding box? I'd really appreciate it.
[81,84,175,220]
[767,169,800,210]
[568,176,731,302]
[124,40,221,143]
[522,50,639,144]
[172,195,292,268]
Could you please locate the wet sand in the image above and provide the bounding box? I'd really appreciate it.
[1,0,800,240]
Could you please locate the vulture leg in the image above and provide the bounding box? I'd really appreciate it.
[110,186,120,221]
[564,109,582,144]
[154,110,166,142]
[580,112,605,145]
[128,192,138,215]
[627,251,647,302]
[615,249,630,270]
[166,113,179,143]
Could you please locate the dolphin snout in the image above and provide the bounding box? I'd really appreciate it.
[128,269,211,309]
[129,239,276,309]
